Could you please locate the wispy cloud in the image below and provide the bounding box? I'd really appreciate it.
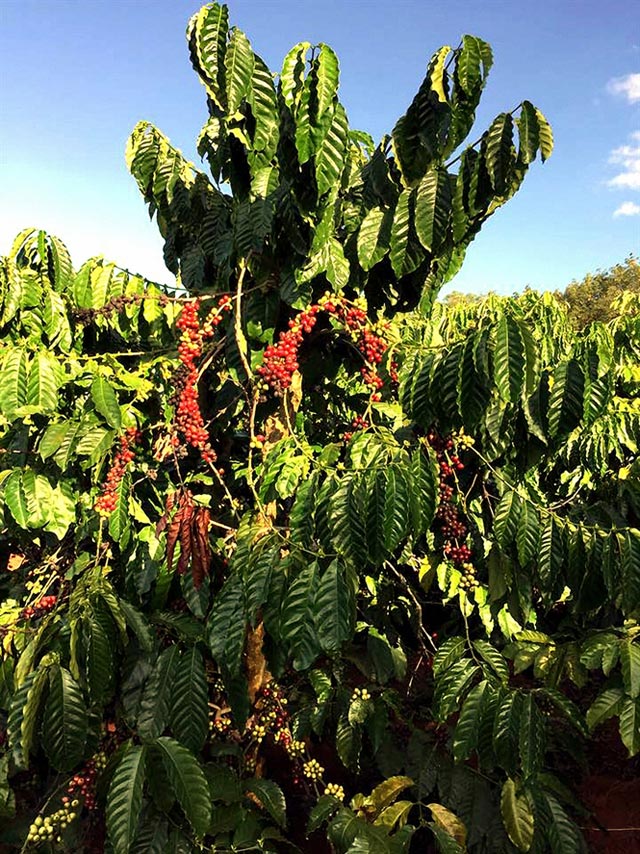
[613,201,640,217]
[607,73,640,103]
[608,133,640,190]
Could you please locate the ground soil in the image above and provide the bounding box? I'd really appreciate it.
[579,719,640,853]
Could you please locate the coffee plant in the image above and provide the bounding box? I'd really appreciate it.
[0,4,638,853]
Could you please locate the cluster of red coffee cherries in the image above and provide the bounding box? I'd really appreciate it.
[66,750,107,811]
[173,296,231,464]
[95,426,141,515]
[21,594,57,621]
[342,414,369,443]
[256,305,322,395]
[257,294,391,401]
[429,429,478,591]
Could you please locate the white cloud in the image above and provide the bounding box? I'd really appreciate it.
[613,201,640,217]
[608,135,640,190]
[607,73,640,103]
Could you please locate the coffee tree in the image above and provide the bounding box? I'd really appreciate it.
[0,4,638,853]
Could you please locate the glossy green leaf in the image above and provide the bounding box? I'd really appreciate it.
[42,666,88,770]
[91,376,122,428]
[500,778,534,852]
[415,168,452,254]
[106,744,147,854]
[225,27,254,113]
[494,314,524,404]
[244,778,286,827]
[171,646,209,754]
[152,737,211,836]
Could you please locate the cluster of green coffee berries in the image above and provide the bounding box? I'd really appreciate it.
[26,800,78,846]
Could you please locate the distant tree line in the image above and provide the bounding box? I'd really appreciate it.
[443,255,639,327]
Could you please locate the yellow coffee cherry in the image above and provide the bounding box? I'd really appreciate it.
[324,783,345,801]
[303,759,324,781]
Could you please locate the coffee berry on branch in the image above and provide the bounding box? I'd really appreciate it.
[172,296,232,464]
[257,294,392,401]
[429,428,479,593]
[94,426,141,514]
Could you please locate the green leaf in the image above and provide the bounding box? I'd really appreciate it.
[152,737,211,836]
[390,189,423,277]
[534,107,554,161]
[516,101,539,165]
[622,529,640,614]
[409,447,438,536]
[586,687,625,730]
[517,501,540,567]
[453,680,490,761]
[432,637,466,678]
[42,665,88,770]
[542,688,588,736]
[620,640,640,698]
[188,3,229,109]
[336,714,361,770]
[207,574,247,675]
[4,471,29,528]
[170,646,209,754]
[434,659,480,721]
[280,563,319,669]
[537,516,565,599]
[138,646,179,740]
[0,347,28,418]
[538,791,582,854]
[518,694,545,778]
[86,612,116,704]
[493,692,524,774]
[249,55,278,152]
[39,422,72,460]
[109,470,132,545]
[494,314,524,403]
[472,641,509,684]
[91,376,122,428]
[106,744,147,854]
[456,35,482,95]
[415,167,452,254]
[225,27,254,114]
[244,778,286,827]
[45,481,77,539]
[308,794,341,833]
[315,43,340,116]
[547,358,584,439]
[119,599,154,651]
[484,113,514,195]
[280,41,310,108]
[53,421,83,470]
[315,560,355,655]
[22,469,54,529]
[619,696,640,756]
[357,208,389,272]
[7,665,49,766]
[26,352,58,412]
[383,464,411,553]
[493,490,522,551]
[500,778,534,851]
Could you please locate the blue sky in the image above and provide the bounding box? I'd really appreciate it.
[1,0,638,295]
